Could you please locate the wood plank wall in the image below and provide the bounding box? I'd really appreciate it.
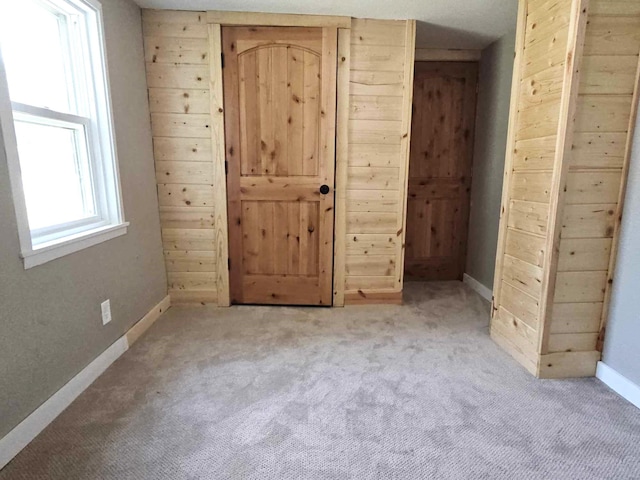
[491,0,640,378]
[142,11,416,305]
[344,19,415,303]
[548,0,640,358]
[142,11,218,304]
[491,0,573,374]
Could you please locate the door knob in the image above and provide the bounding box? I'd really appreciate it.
[319,184,330,195]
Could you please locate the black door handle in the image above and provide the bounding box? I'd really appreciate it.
[319,185,330,195]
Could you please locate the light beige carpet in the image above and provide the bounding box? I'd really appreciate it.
[2,282,639,479]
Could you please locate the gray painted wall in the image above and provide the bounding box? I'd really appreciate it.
[602,107,640,387]
[0,0,166,438]
[465,30,516,289]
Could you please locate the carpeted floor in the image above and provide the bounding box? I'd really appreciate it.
[2,282,640,479]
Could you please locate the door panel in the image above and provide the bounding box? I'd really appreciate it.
[405,62,478,281]
[241,201,319,276]
[223,26,337,305]
[238,46,321,176]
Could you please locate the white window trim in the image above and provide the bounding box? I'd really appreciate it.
[0,0,128,269]
[22,223,128,268]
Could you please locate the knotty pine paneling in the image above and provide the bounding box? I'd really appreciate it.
[549,7,640,356]
[491,0,640,378]
[345,18,414,298]
[143,11,415,305]
[143,10,217,304]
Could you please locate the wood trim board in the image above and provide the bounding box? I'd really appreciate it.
[395,20,417,291]
[332,28,351,307]
[344,290,403,305]
[206,10,351,28]
[490,0,527,319]
[415,48,481,62]
[537,0,590,354]
[125,295,171,346]
[208,24,231,307]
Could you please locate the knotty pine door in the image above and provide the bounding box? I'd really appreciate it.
[222,26,337,305]
[404,62,478,280]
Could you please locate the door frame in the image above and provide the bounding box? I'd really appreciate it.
[206,11,351,306]
[414,49,481,62]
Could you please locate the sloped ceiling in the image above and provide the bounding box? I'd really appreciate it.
[132,0,518,50]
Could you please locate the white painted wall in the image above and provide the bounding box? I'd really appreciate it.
[602,106,640,388]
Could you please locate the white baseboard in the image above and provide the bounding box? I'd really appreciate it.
[463,273,492,302]
[0,295,170,470]
[596,361,640,410]
[0,337,127,469]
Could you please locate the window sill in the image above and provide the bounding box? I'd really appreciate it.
[22,222,129,269]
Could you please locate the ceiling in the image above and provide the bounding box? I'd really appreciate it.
[133,0,518,50]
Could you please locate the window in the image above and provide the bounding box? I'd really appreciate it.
[0,0,126,268]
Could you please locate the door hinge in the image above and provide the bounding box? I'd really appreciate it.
[224,160,229,175]
[227,257,231,271]
[221,52,225,68]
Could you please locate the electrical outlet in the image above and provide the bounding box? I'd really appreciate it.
[101,299,112,325]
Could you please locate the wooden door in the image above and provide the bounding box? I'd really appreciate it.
[404,62,478,281]
[222,26,337,305]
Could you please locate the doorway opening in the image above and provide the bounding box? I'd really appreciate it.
[404,61,479,281]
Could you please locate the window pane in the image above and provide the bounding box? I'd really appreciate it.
[0,0,72,113]
[14,119,96,232]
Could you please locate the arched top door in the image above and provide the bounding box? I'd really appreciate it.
[236,43,321,177]
[222,26,337,305]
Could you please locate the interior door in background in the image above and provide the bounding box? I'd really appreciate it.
[404,62,478,281]
[222,26,337,305]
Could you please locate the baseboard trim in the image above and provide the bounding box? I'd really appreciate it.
[344,290,403,305]
[0,337,127,470]
[596,361,640,410]
[126,295,171,346]
[0,294,171,470]
[463,273,492,302]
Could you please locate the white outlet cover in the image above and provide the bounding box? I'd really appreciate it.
[101,300,112,325]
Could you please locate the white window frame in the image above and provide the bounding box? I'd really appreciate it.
[0,0,128,269]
